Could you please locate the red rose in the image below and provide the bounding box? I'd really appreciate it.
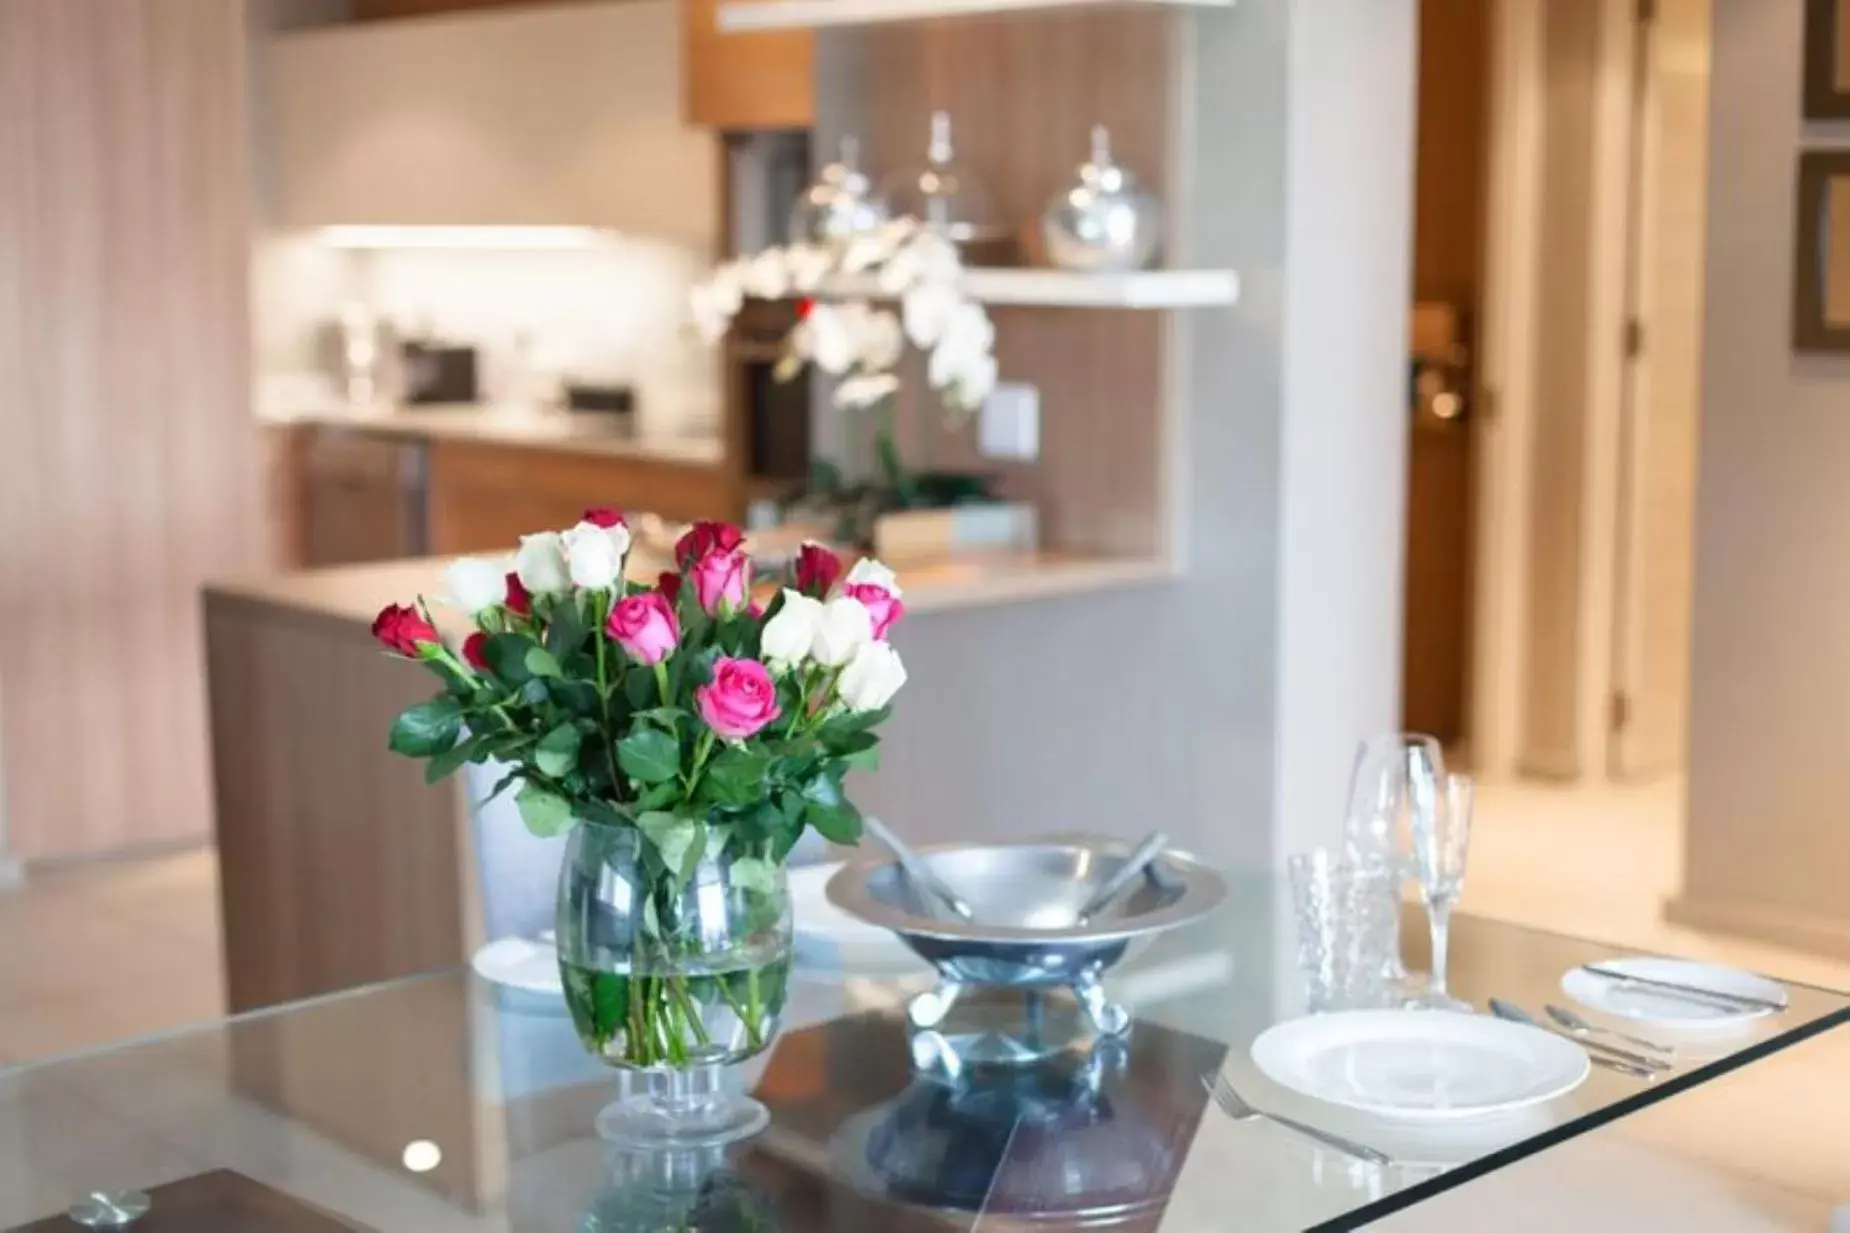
[674,520,745,569]
[695,656,782,740]
[371,603,439,657]
[505,571,531,616]
[846,582,905,640]
[658,571,683,606]
[462,631,490,671]
[794,541,843,597]
[581,507,627,529]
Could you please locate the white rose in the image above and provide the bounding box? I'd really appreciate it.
[811,595,874,667]
[514,531,571,595]
[561,520,627,590]
[838,641,907,712]
[846,557,903,598]
[760,589,823,670]
[445,556,508,615]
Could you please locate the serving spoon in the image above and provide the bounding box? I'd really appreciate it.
[863,815,977,922]
[1074,831,1170,925]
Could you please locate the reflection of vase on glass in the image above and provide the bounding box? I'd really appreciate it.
[1342,733,1446,985]
[580,1143,783,1233]
[559,823,793,1145]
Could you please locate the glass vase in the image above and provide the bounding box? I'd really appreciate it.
[556,820,792,1147]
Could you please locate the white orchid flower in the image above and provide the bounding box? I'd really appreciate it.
[785,243,834,293]
[805,304,858,375]
[857,309,905,372]
[834,372,902,410]
[902,280,961,348]
[742,248,792,301]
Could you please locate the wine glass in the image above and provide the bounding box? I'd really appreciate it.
[1343,734,1446,984]
[1407,772,1474,1011]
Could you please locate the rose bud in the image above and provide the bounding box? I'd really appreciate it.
[794,541,843,597]
[690,548,749,616]
[845,582,905,640]
[838,640,907,712]
[505,571,532,616]
[607,591,680,666]
[674,520,745,569]
[696,657,782,740]
[761,590,823,671]
[514,531,571,595]
[462,631,490,671]
[371,603,439,657]
[581,507,627,529]
[811,595,874,667]
[446,556,508,616]
[562,519,629,591]
[657,571,683,606]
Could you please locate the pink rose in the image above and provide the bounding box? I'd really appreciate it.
[607,591,679,665]
[696,657,782,740]
[846,583,905,640]
[690,549,748,616]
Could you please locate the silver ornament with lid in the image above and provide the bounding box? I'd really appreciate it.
[788,136,889,245]
[882,111,1007,251]
[1040,125,1162,273]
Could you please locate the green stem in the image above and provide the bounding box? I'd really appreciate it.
[654,660,673,705]
[716,979,754,1041]
[673,976,712,1047]
[684,729,717,797]
[592,593,623,791]
[745,967,764,1051]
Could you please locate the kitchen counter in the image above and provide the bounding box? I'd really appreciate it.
[206,548,1176,633]
[263,403,726,469]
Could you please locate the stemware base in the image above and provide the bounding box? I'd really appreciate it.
[1400,987,1475,1014]
[596,1064,770,1148]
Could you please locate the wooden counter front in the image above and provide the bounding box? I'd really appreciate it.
[426,439,741,555]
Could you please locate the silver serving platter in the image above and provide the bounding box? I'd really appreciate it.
[826,838,1227,1051]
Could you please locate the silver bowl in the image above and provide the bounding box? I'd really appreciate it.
[826,838,1227,1047]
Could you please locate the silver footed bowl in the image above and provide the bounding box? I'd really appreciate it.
[825,838,1227,989]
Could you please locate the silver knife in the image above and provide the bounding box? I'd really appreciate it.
[1579,965,1786,1014]
[1488,999,1672,1072]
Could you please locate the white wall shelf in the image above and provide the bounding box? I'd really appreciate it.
[819,268,1240,310]
[719,0,1233,34]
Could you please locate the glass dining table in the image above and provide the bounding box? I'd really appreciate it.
[1,874,1844,1233]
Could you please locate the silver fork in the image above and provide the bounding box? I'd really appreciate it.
[1201,1073,1393,1167]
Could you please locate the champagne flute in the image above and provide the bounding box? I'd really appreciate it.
[1344,734,1446,985]
[1407,772,1474,1011]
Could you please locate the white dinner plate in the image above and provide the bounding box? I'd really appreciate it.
[1250,1010,1590,1120]
[471,935,563,996]
[1561,957,1787,1032]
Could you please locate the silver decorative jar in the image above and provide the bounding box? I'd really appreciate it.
[1039,125,1162,273]
[788,136,888,245]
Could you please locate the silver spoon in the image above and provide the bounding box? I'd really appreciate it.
[1545,1003,1674,1056]
[862,816,976,922]
[1488,998,1670,1072]
[1074,831,1170,924]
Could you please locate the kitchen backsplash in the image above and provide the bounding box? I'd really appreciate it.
[253,229,722,436]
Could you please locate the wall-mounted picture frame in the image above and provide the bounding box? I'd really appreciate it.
[1793,151,1850,351]
[1805,0,1850,119]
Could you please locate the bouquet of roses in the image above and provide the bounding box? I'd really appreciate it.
[375,512,907,874]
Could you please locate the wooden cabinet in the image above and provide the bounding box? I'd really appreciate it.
[683,0,813,129]
[427,440,740,554]
[354,0,592,18]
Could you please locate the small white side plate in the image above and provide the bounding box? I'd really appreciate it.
[1561,957,1787,1031]
[1250,1010,1589,1120]
[471,936,563,995]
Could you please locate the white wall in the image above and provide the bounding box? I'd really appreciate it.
[1671,0,1850,952]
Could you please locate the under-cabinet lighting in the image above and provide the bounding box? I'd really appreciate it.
[317,225,610,251]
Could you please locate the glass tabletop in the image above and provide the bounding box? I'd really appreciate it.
[0,875,1844,1233]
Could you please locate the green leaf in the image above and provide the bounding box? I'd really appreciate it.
[534,722,582,778]
[637,811,705,882]
[545,601,592,661]
[483,633,536,682]
[617,729,680,784]
[524,646,563,678]
[730,855,779,896]
[841,746,881,773]
[423,732,487,783]
[515,784,574,837]
[519,678,551,706]
[546,678,601,718]
[801,777,862,845]
[623,667,658,711]
[389,697,463,757]
[816,706,891,745]
[579,797,632,829]
[701,746,772,808]
[474,767,522,809]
